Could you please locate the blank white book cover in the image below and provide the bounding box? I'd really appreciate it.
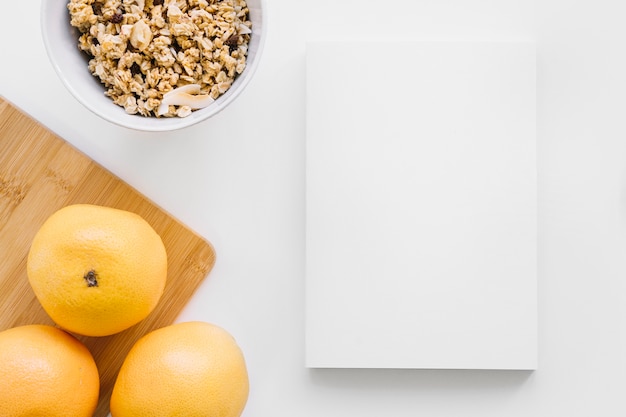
[305,41,537,370]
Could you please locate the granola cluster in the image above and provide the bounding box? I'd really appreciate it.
[68,0,251,117]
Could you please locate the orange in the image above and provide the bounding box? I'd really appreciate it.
[111,321,249,417]
[0,324,100,417]
[27,204,167,337]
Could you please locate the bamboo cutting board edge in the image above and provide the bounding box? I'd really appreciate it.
[0,96,217,417]
[0,96,213,248]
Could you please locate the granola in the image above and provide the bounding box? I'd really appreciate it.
[67,0,251,117]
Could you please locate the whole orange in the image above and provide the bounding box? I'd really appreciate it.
[0,324,100,417]
[27,204,167,337]
[110,321,249,417]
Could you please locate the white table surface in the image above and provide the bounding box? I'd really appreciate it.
[2,0,626,416]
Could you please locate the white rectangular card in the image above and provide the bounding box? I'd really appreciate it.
[305,41,537,369]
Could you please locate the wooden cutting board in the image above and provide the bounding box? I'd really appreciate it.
[0,98,216,417]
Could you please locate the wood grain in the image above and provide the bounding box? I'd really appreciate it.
[0,98,216,417]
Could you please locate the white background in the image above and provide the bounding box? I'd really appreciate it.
[2,0,626,416]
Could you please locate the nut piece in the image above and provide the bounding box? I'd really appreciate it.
[156,84,214,117]
[130,20,152,51]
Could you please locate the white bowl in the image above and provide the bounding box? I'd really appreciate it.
[41,0,266,132]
